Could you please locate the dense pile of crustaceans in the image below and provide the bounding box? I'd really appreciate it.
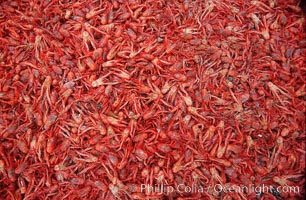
[0,0,305,199]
